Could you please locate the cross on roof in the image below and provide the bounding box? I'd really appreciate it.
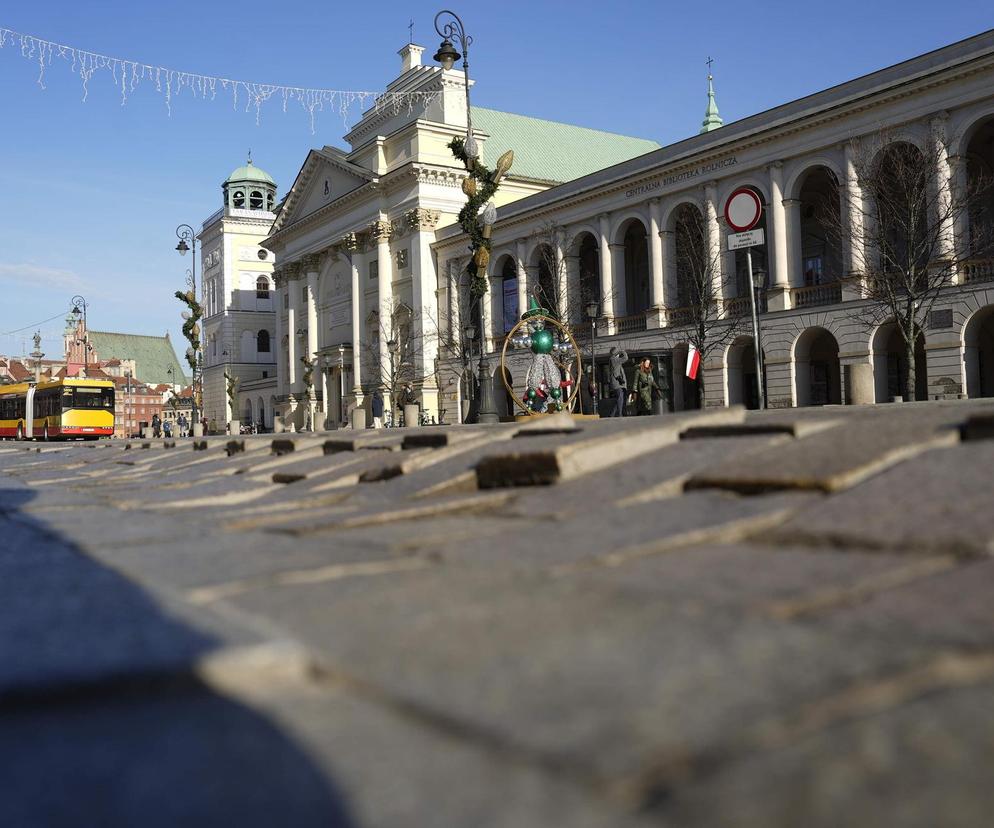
[706,56,714,76]
[408,18,415,43]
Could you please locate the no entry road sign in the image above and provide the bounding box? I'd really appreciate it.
[724,187,762,232]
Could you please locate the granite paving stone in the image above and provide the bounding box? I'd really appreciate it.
[4,401,994,826]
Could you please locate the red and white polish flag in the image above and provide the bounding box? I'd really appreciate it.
[685,344,700,380]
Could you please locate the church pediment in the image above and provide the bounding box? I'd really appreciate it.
[270,148,377,234]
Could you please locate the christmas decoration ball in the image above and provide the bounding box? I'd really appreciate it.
[527,388,537,400]
[551,388,561,399]
[530,328,554,354]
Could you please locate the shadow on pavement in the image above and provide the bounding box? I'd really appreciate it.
[0,486,354,828]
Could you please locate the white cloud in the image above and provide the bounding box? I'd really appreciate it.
[0,262,85,291]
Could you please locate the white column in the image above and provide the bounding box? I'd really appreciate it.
[598,213,615,324]
[285,262,300,393]
[447,259,461,348]
[481,272,494,353]
[843,140,866,300]
[516,238,528,318]
[303,254,321,360]
[931,113,955,264]
[348,243,364,396]
[704,182,724,307]
[320,365,330,429]
[303,253,321,428]
[408,209,441,418]
[372,220,393,401]
[554,228,568,321]
[610,243,626,317]
[767,162,790,310]
[784,199,803,287]
[273,268,286,399]
[648,199,665,328]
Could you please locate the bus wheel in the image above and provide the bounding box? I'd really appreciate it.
[16,423,23,441]
[43,424,50,441]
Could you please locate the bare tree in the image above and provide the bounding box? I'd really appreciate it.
[671,204,746,407]
[824,132,994,400]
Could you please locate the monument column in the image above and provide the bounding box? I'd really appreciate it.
[648,198,665,328]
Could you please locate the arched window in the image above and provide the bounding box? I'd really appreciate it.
[232,190,245,209]
[249,190,264,209]
[501,257,518,333]
[257,330,270,353]
[256,277,270,298]
[266,192,275,211]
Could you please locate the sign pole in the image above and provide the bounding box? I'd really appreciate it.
[745,249,765,410]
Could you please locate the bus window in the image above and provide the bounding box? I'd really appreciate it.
[66,388,114,409]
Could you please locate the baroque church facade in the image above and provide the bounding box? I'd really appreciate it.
[211,30,994,429]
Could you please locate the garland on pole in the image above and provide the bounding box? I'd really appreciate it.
[449,136,513,302]
[175,288,201,370]
[0,26,442,132]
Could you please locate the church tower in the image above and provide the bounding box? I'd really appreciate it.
[700,64,724,134]
[199,155,279,432]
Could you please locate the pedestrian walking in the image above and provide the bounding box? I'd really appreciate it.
[371,390,384,429]
[151,413,161,438]
[579,367,598,415]
[632,358,661,416]
[608,347,629,417]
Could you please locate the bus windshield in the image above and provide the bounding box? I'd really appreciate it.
[63,387,114,409]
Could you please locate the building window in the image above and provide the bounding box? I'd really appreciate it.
[301,286,307,304]
[232,190,245,208]
[257,330,271,352]
[257,249,268,261]
[396,248,409,270]
[250,190,264,209]
[256,277,270,298]
[369,260,378,281]
[803,256,824,286]
[283,293,289,310]
[267,193,274,211]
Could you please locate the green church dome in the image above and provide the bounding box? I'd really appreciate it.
[224,158,275,186]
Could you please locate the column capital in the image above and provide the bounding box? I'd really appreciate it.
[301,253,322,273]
[782,197,803,207]
[767,159,784,172]
[370,220,393,242]
[339,232,362,253]
[272,267,285,288]
[284,261,302,280]
[405,208,441,232]
[608,242,625,251]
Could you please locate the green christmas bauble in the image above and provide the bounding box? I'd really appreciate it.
[530,329,554,354]
[551,388,561,399]
[527,388,537,399]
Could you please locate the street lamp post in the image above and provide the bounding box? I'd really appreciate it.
[463,324,476,417]
[387,338,399,426]
[434,10,498,425]
[174,224,201,434]
[70,295,90,376]
[585,300,599,416]
[744,250,766,410]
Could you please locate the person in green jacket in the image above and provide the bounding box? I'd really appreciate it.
[631,358,661,416]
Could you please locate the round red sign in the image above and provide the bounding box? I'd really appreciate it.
[724,187,763,232]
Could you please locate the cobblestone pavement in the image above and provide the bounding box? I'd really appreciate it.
[3,400,994,827]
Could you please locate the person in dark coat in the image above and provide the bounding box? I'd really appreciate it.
[632,358,662,416]
[579,367,598,415]
[371,390,384,429]
[608,348,629,417]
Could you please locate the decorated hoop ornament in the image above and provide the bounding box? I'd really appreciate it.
[500,313,582,415]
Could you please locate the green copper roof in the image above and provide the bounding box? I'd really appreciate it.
[700,74,723,134]
[88,331,189,385]
[225,159,276,186]
[472,108,659,184]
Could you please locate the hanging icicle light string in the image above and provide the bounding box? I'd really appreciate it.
[0,26,441,132]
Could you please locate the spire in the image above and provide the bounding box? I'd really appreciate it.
[247,149,252,165]
[700,59,723,134]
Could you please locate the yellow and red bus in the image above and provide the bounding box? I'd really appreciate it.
[0,378,115,440]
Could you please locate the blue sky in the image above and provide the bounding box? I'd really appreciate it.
[1,0,990,359]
